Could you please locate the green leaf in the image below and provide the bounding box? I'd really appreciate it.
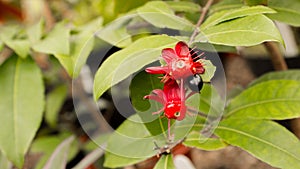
[30,133,78,169]
[42,136,75,169]
[192,42,237,53]
[210,0,243,12]
[104,114,164,168]
[225,80,300,119]
[201,59,216,82]
[45,85,67,128]
[93,35,185,100]
[0,55,44,168]
[215,118,300,169]
[56,18,102,77]
[154,154,175,169]
[201,5,276,30]
[4,39,31,58]
[165,1,201,13]
[198,14,283,46]
[96,14,133,48]
[184,131,227,150]
[33,22,70,56]
[137,1,195,31]
[130,71,169,136]
[249,69,300,87]
[267,0,300,27]
[0,151,12,169]
[26,19,44,44]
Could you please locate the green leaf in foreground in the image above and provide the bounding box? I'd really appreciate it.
[215,118,300,169]
[184,131,227,151]
[198,14,283,46]
[137,1,194,31]
[225,80,300,119]
[0,55,44,168]
[249,69,300,87]
[201,5,275,30]
[93,35,186,100]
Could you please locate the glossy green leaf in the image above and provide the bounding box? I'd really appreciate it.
[104,114,164,168]
[96,14,133,48]
[31,134,78,169]
[93,35,186,100]
[0,55,44,168]
[267,0,300,26]
[198,14,283,46]
[165,1,201,13]
[45,85,67,128]
[42,136,75,169]
[249,69,300,87]
[56,18,102,77]
[225,80,300,119]
[201,5,276,30]
[154,154,175,169]
[215,118,300,169]
[184,131,227,150]
[137,1,194,31]
[33,22,70,56]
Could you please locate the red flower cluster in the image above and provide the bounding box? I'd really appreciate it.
[144,41,205,121]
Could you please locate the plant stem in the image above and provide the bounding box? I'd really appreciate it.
[189,0,214,45]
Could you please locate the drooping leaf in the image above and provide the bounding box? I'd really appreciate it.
[267,0,300,27]
[215,118,300,169]
[137,1,195,31]
[225,80,300,119]
[42,136,75,169]
[4,39,30,58]
[45,85,68,128]
[197,14,283,46]
[93,35,186,100]
[30,133,78,169]
[96,14,133,48]
[249,69,300,87]
[0,55,44,168]
[165,1,201,13]
[154,154,175,169]
[201,5,276,30]
[184,131,227,150]
[33,22,70,56]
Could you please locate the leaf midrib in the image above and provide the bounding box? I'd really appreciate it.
[225,98,300,117]
[217,125,300,163]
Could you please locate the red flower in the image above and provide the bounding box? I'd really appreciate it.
[146,41,205,81]
[144,79,186,121]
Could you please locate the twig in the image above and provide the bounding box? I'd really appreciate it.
[263,42,288,70]
[188,0,214,45]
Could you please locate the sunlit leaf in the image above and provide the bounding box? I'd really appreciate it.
[197,14,283,46]
[225,80,300,119]
[0,55,44,168]
[93,35,186,100]
[216,118,300,169]
[184,131,227,150]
